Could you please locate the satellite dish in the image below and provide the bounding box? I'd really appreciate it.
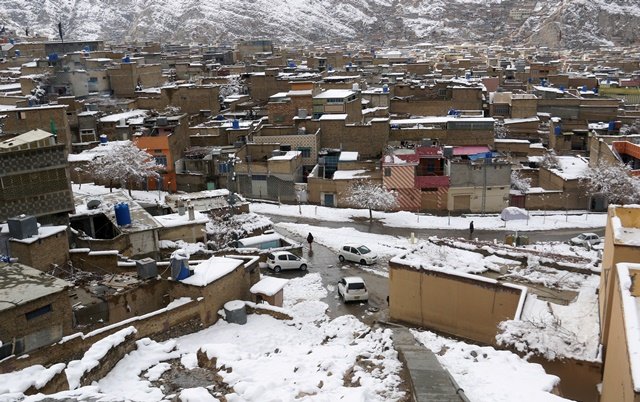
[87,199,101,210]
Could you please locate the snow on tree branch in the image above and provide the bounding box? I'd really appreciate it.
[88,142,161,194]
[581,161,640,205]
[511,170,531,193]
[540,150,560,170]
[342,180,397,220]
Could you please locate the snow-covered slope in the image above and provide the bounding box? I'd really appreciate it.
[2,0,639,48]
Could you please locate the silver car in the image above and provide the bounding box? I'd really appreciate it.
[338,244,377,265]
[266,251,308,273]
[338,276,369,302]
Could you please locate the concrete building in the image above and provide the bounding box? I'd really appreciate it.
[446,147,511,213]
[598,205,640,402]
[312,89,362,123]
[0,129,74,224]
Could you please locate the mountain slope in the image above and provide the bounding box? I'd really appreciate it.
[2,0,639,48]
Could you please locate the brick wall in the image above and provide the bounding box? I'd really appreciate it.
[9,230,69,272]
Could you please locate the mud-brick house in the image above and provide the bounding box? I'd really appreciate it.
[0,263,73,358]
[382,146,449,212]
[169,255,260,325]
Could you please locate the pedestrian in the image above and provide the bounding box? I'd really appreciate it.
[307,232,314,252]
[469,220,474,240]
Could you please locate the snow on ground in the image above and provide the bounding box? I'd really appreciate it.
[412,330,570,402]
[72,183,169,205]
[13,274,404,402]
[277,222,412,259]
[497,275,602,362]
[251,202,606,231]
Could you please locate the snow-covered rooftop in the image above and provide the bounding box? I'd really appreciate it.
[332,169,370,180]
[313,89,355,99]
[180,256,244,286]
[339,151,358,162]
[268,150,301,161]
[99,109,148,123]
[250,276,289,296]
[547,156,589,180]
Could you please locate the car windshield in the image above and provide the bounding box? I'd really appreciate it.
[357,246,371,254]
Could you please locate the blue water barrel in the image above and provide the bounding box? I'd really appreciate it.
[122,55,130,63]
[608,120,616,131]
[48,53,58,62]
[114,203,132,226]
[14,49,20,57]
[232,119,240,129]
[554,125,562,135]
[99,134,108,144]
[383,84,389,93]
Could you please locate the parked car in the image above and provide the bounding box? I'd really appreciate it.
[337,276,369,302]
[266,251,308,273]
[570,233,602,247]
[338,244,378,265]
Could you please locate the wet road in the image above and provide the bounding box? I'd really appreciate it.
[261,227,389,325]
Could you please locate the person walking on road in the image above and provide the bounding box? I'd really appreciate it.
[469,221,474,240]
[307,232,314,252]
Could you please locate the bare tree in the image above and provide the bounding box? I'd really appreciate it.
[342,180,397,221]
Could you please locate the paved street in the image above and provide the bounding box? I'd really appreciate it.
[261,226,390,324]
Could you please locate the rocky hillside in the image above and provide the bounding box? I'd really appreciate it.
[1,0,639,48]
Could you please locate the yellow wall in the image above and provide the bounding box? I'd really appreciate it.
[389,264,522,345]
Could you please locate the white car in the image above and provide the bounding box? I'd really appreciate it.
[338,244,378,265]
[266,251,308,273]
[570,233,602,247]
[337,276,369,302]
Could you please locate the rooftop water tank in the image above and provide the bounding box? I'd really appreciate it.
[14,50,20,57]
[122,55,131,63]
[170,249,191,280]
[136,258,158,280]
[7,215,38,240]
[383,84,389,93]
[554,125,562,136]
[99,134,108,144]
[608,120,616,131]
[114,203,132,226]
[232,119,240,129]
[224,300,247,325]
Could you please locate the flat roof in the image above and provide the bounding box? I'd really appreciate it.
[0,129,54,150]
[314,89,356,99]
[0,263,70,312]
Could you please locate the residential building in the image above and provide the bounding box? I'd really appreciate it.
[0,129,74,224]
[382,146,449,212]
[133,113,190,193]
[0,263,73,357]
[233,143,303,202]
[312,89,362,123]
[446,147,511,213]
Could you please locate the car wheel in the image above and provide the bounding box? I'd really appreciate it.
[300,264,307,271]
[360,259,366,265]
[339,255,345,262]
[274,266,282,273]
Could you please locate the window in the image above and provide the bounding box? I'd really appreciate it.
[26,304,52,320]
[384,167,391,177]
[154,155,168,166]
[297,147,311,158]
